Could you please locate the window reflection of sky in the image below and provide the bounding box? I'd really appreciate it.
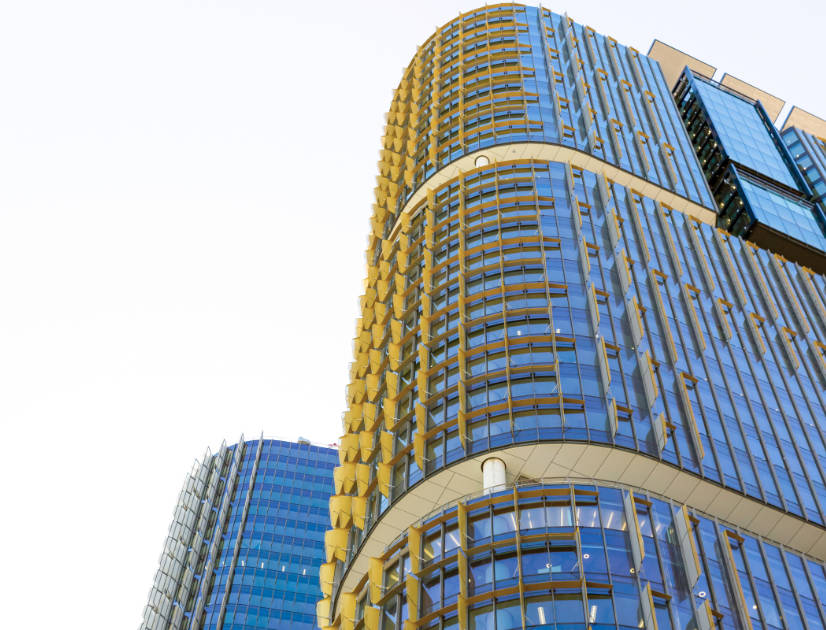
[694,80,798,189]
[740,178,826,250]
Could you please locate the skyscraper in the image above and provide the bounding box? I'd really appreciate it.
[141,437,337,630]
[320,5,826,630]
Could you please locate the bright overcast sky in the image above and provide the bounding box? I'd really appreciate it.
[0,0,823,627]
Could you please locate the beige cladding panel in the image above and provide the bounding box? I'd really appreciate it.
[720,73,785,122]
[647,39,716,90]
[784,106,826,139]
[388,142,717,242]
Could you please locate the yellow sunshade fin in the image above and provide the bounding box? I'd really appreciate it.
[369,349,383,374]
[359,431,376,461]
[383,398,397,430]
[358,330,371,353]
[374,302,389,326]
[418,344,429,371]
[390,319,403,344]
[386,371,400,400]
[415,403,426,434]
[388,343,401,371]
[364,606,380,630]
[348,379,365,405]
[363,402,379,431]
[324,528,349,563]
[414,432,425,471]
[406,573,420,621]
[371,322,388,348]
[316,597,332,628]
[362,307,375,329]
[368,557,384,604]
[417,371,428,400]
[408,526,422,574]
[394,272,406,293]
[339,433,360,464]
[377,280,391,301]
[380,431,394,463]
[366,374,380,402]
[377,462,392,497]
[356,463,371,496]
[319,561,337,597]
[352,496,368,530]
[393,294,405,319]
[329,495,353,528]
[340,592,357,625]
[366,264,379,287]
[333,463,357,495]
[345,404,363,433]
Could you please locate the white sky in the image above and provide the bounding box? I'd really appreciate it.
[0,0,823,627]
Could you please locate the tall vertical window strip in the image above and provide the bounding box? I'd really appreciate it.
[322,5,826,630]
[140,438,338,630]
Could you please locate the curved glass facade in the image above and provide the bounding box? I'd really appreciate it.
[371,483,826,630]
[141,438,337,630]
[388,4,714,211]
[320,5,826,630]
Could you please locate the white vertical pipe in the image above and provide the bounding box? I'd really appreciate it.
[482,457,506,492]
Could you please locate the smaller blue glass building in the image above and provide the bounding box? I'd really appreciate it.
[674,68,826,271]
[140,437,338,630]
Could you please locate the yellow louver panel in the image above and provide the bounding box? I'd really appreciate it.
[324,528,348,563]
[329,495,352,528]
[388,343,401,371]
[365,372,380,400]
[348,379,365,405]
[364,606,380,630]
[377,462,391,497]
[352,496,367,530]
[371,323,387,348]
[414,432,425,470]
[368,557,383,604]
[340,592,356,626]
[417,370,428,399]
[406,573,420,622]
[333,463,356,495]
[339,433,360,464]
[408,526,422,574]
[367,265,379,286]
[319,561,336,597]
[374,302,389,326]
[390,319,403,344]
[386,371,400,399]
[358,330,371,353]
[356,463,371,496]
[380,431,394,463]
[363,402,379,431]
[383,398,397,430]
[393,294,405,319]
[344,404,363,433]
[359,431,375,461]
[316,597,331,628]
[377,280,391,301]
[362,307,375,329]
[369,349,382,374]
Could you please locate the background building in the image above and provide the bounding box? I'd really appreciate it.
[320,4,826,630]
[141,437,337,630]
